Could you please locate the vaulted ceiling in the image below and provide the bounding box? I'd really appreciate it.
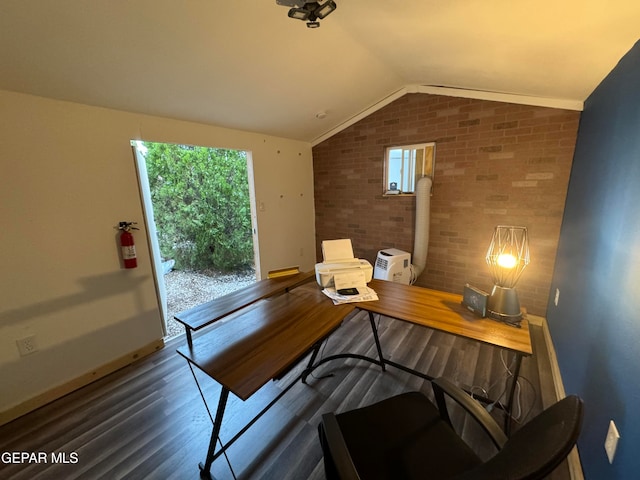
[1,1,639,144]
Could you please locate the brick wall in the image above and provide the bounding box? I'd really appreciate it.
[312,93,580,315]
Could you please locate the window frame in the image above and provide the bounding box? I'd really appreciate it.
[383,142,435,196]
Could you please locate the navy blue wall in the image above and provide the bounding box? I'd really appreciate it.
[548,40,640,478]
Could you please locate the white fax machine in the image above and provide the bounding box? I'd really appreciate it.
[315,239,373,288]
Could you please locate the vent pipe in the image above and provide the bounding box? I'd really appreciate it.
[411,176,432,283]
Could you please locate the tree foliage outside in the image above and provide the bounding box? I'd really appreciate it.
[143,142,254,273]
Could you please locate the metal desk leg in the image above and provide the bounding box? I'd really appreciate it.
[301,341,323,384]
[505,353,523,435]
[368,312,386,371]
[199,387,230,479]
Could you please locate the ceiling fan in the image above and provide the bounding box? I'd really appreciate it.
[276,0,337,28]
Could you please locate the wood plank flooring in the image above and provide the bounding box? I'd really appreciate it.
[0,310,569,480]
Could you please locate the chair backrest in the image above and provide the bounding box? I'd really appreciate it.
[454,395,584,480]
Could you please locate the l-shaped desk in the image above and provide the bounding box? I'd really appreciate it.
[175,273,532,479]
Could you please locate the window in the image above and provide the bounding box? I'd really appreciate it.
[384,142,435,195]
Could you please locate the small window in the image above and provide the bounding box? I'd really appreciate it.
[384,142,435,195]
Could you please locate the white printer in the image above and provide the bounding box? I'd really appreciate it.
[315,239,373,288]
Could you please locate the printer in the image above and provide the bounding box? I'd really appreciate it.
[315,239,373,288]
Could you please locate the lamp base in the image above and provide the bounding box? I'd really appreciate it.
[487,285,523,325]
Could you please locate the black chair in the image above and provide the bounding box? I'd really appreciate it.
[318,377,583,480]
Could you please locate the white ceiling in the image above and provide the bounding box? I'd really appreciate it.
[1,0,639,143]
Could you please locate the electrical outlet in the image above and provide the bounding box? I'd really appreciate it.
[16,335,39,356]
[554,288,560,306]
[605,420,620,464]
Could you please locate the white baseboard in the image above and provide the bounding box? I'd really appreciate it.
[531,314,584,480]
[0,339,164,427]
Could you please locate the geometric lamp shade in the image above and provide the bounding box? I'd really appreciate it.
[485,225,530,288]
[485,226,530,322]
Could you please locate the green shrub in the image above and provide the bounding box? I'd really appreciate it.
[143,142,254,272]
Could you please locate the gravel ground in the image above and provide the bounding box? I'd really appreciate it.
[163,269,256,338]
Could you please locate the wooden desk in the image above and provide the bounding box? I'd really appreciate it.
[178,284,354,401]
[177,278,532,478]
[356,279,532,356]
[177,283,353,478]
[353,279,532,433]
[174,270,315,347]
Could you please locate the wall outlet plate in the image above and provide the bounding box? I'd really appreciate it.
[16,335,38,356]
[605,420,620,464]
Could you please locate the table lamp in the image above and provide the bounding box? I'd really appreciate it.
[485,226,529,322]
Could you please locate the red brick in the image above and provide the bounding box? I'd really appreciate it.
[312,93,580,315]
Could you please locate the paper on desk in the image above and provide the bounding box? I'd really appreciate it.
[322,270,378,305]
[322,281,378,305]
[322,238,355,263]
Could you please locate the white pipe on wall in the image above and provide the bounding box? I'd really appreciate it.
[411,176,432,283]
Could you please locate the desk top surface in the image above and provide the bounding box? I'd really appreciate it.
[177,277,532,401]
[356,279,533,356]
[173,270,315,332]
[177,283,354,400]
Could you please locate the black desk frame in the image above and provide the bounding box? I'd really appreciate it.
[187,311,524,479]
[307,311,523,431]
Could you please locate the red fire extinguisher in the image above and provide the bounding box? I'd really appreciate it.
[118,221,139,269]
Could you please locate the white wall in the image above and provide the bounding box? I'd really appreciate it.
[0,89,316,415]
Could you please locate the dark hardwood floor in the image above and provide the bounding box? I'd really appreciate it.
[0,310,569,480]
